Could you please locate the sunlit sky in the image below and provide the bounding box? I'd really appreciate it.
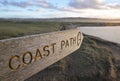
[0,0,120,19]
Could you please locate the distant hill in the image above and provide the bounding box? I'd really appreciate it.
[0,19,120,40]
[0,17,120,23]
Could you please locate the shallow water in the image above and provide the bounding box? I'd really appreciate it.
[79,26,120,44]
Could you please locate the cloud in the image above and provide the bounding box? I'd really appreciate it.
[43,8,120,19]
[42,0,120,19]
[27,8,45,13]
[0,0,55,8]
[1,0,120,19]
[0,9,19,12]
[107,3,120,9]
[69,0,105,9]
[1,0,120,12]
[68,0,120,9]
[34,0,55,8]
[0,0,32,8]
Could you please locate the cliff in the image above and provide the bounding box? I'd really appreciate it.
[24,34,120,81]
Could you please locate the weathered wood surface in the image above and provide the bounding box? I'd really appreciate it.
[0,29,83,81]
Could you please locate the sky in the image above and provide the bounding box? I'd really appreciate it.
[0,0,120,19]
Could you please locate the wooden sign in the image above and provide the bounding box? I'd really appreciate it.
[0,29,83,81]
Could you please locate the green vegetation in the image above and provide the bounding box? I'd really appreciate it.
[0,21,60,39]
[0,20,120,40]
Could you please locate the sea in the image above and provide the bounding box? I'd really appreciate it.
[79,26,120,44]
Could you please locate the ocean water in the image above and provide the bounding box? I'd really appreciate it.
[79,26,120,44]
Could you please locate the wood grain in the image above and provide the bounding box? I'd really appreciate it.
[0,29,83,81]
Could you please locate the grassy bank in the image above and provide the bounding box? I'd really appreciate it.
[26,35,120,81]
[0,21,60,39]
